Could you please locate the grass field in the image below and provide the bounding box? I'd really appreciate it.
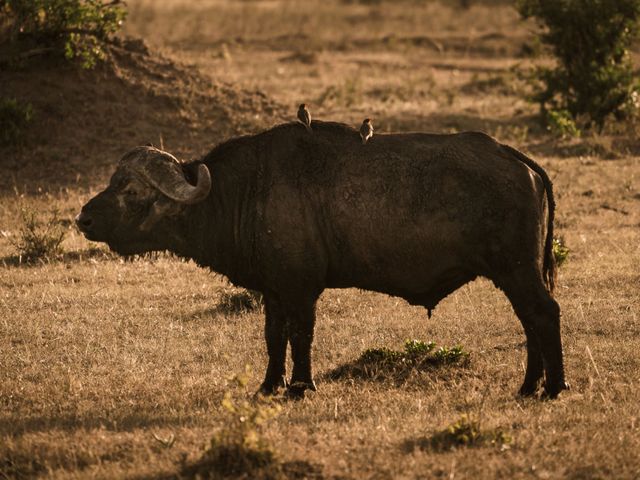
[1,1,639,479]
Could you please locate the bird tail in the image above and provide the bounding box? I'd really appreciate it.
[298,119,312,132]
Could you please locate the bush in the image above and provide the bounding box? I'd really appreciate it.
[1,0,126,68]
[181,369,282,479]
[517,0,640,128]
[0,97,33,146]
[8,208,66,262]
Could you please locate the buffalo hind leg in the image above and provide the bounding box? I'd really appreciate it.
[287,296,318,398]
[500,268,568,398]
[258,296,288,395]
[518,322,544,396]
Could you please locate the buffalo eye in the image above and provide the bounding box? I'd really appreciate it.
[124,187,139,197]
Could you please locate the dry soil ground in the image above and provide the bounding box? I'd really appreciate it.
[1,1,639,479]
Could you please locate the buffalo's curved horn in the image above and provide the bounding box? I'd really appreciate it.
[151,163,211,204]
[121,146,211,204]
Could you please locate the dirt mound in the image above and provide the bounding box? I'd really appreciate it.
[0,38,285,193]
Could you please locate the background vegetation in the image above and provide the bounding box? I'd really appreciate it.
[517,0,640,129]
[0,0,126,67]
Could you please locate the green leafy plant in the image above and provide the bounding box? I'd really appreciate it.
[552,237,569,267]
[546,109,581,139]
[7,208,66,262]
[360,346,403,365]
[404,339,436,358]
[432,345,468,364]
[216,289,263,315]
[0,97,33,146]
[362,339,468,368]
[329,340,469,382]
[428,414,511,451]
[181,368,282,479]
[517,0,640,128]
[1,0,127,68]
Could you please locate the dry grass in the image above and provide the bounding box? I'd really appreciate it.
[1,0,640,478]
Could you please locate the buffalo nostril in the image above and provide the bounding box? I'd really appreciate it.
[75,212,93,230]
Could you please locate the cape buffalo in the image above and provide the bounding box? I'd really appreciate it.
[76,121,568,398]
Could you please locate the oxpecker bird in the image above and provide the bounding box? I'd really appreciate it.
[297,104,312,132]
[360,118,373,144]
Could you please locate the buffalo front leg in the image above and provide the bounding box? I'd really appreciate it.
[258,296,288,395]
[287,297,318,398]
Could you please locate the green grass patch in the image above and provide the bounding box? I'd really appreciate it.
[215,289,264,315]
[416,414,511,452]
[327,339,469,383]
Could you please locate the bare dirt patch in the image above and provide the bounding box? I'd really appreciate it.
[0,38,283,194]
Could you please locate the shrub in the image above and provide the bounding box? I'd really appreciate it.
[1,0,127,68]
[517,0,640,128]
[8,208,66,262]
[181,369,282,479]
[0,97,33,146]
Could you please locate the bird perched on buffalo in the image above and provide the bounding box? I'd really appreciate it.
[360,118,373,144]
[297,104,312,132]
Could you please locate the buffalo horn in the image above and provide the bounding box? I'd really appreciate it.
[122,146,211,204]
[152,163,211,205]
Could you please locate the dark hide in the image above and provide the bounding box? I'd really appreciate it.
[78,121,568,398]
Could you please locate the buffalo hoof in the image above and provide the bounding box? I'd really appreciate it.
[518,384,538,397]
[286,381,317,400]
[542,381,570,399]
[257,377,287,396]
[518,380,541,397]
